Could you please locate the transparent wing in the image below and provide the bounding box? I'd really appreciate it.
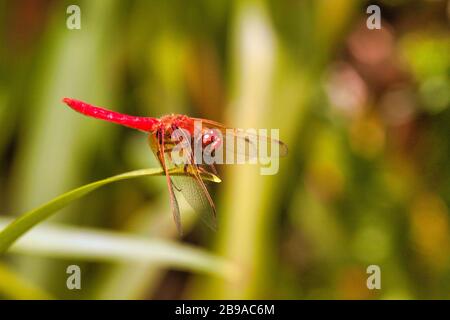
[149,133,182,234]
[150,131,217,231]
[194,118,288,159]
[171,169,217,231]
[169,128,218,230]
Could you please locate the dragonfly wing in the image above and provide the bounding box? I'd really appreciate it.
[150,132,217,231]
[194,118,288,159]
[171,171,217,231]
[150,133,183,235]
[167,176,182,234]
[169,128,218,230]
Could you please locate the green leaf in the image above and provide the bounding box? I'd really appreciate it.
[0,218,237,280]
[0,168,221,254]
[0,262,54,299]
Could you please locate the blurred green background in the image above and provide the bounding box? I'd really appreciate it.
[0,0,449,299]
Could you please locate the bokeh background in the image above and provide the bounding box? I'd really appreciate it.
[0,0,449,299]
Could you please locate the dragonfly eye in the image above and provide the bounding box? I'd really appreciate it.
[201,129,222,151]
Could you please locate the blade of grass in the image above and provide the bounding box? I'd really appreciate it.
[91,200,198,299]
[0,168,221,254]
[0,218,237,280]
[0,262,53,300]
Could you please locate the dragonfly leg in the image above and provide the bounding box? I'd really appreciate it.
[157,129,183,235]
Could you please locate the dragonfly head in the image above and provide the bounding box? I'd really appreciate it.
[201,129,222,152]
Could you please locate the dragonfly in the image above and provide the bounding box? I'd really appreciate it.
[62,97,288,234]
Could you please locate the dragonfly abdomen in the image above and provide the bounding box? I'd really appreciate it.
[62,98,159,132]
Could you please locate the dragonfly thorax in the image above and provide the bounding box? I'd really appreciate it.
[159,114,191,131]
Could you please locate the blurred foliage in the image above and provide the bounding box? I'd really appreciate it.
[0,0,449,299]
[0,168,220,253]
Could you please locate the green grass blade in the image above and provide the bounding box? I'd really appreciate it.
[0,218,237,280]
[0,168,221,254]
[0,262,54,300]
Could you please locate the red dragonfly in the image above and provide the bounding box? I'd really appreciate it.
[62,98,287,234]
